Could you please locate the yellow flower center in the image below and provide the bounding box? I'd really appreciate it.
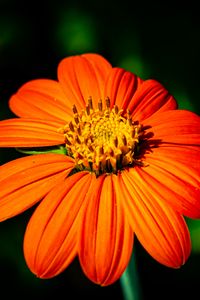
[58,97,144,175]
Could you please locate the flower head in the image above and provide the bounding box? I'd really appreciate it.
[0,53,200,285]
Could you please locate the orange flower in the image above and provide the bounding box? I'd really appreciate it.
[0,53,200,286]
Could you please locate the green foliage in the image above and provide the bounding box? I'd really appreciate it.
[15,146,67,156]
[170,89,195,111]
[119,54,150,79]
[187,219,200,253]
[56,9,98,55]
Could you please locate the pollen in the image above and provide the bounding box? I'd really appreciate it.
[58,97,144,175]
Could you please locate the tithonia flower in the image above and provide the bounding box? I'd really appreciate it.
[0,53,200,286]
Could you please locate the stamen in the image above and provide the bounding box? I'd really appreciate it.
[127,109,132,125]
[88,96,93,109]
[105,97,110,109]
[98,99,103,111]
[74,115,79,124]
[108,147,114,156]
[88,145,94,152]
[72,105,78,114]
[114,137,118,147]
[86,105,90,115]
[114,105,119,114]
[77,125,81,136]
[69,121,74,132]
[75,135,81,144]
[61,96,144,176]
[99,146,104,155]
[131,128,136,138]
[122,135,127,146]
[106,159,112,172]
[64,136,72,145]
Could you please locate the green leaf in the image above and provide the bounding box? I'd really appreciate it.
[15,146,67,155]
[56,8,98,55]
[187,219,200,253]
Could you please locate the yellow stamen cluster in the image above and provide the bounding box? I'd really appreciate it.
[58,97,143,175]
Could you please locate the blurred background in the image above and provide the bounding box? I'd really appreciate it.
[0,0,200,299]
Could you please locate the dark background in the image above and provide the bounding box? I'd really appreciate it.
[0,1,200,299]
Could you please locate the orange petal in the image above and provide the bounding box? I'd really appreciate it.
[144,110,200,145]
[129,79,177,121]
[104,67,143,110]
[142,146,200,218]
[9,79,72,121]
[113,169,191,268]
[23,171,93,278]
[0,118,65,147]
[57,53,112,110]
[0,154,74,220]
[79,174,133,286]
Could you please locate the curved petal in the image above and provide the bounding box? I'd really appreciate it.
[142,146,200,218]
[9,79,72,121]
[58,53,112,110]
[113,169,191,268]
[0,154,74,221]
[144,110,200,145]
[0,118,65,147]
[104,67,143,110]
[79,174,133,286]
[128,79,177,121]
[23,171,93,278]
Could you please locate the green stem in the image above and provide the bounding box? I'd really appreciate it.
[120,252,141,300]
